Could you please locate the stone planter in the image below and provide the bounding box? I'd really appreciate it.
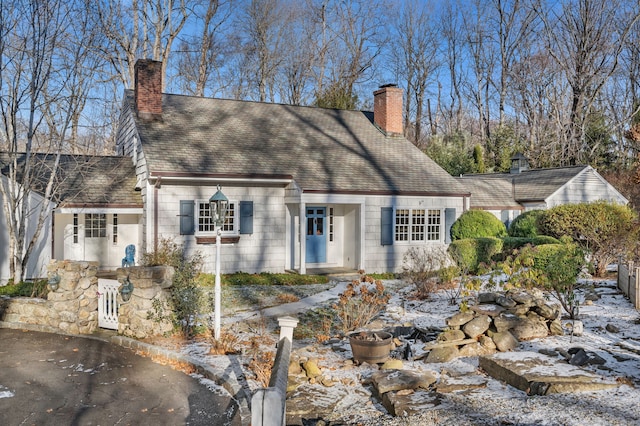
[348,331,392,364]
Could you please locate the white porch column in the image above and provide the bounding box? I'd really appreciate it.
[299,201,306,275]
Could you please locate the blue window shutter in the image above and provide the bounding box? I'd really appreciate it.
[381,207,393,246]
[445,208,456,243]
[180,200,195,235]
[239,201,253,235]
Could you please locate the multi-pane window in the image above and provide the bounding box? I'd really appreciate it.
[395,209,410,241]
[411,209,425,241]
[197,201,236,233]
[85,214,106,238]
[329,207,334,242]
[427,209,441,241]
[73,214,78,244]
[395,208,441,242]
[113,214,118,244]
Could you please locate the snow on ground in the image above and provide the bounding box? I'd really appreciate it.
[178,277,640,425]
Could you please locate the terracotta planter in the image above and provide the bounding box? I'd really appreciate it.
[348,331,392,364]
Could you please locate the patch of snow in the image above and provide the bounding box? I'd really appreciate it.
[163,278,640,424]
[0,385,14,399]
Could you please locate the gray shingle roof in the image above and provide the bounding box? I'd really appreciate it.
[0,153,141,207]
[127,91,468,196]
[459,166,589,207]
[457,176,521,209]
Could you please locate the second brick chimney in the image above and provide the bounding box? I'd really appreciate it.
[373,84,403,136]
[134,59,162,120]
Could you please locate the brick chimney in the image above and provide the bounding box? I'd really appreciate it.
[134,59,162,119]
[373,84,403,136]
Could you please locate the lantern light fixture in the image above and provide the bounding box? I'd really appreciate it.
[119,276,134,302]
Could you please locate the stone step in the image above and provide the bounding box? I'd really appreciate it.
[479,351,619,395]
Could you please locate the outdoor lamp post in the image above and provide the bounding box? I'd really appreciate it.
[209,185,229,340]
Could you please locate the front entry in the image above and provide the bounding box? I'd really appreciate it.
[305,207,326,263]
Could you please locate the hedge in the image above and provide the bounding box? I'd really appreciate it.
[450,210,507,241]
[448,237,503,273]
[501,236,560,256]
[508,210,546,237]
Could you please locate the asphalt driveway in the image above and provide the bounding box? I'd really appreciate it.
[0,328,241,425]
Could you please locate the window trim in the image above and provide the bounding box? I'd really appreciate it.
[195,199,238,236]
[394,208,443,244]
[85,213,106,239]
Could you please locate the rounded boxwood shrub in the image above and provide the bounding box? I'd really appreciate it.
[448,237,503,273]
[450,210,507,241]
[508,210,545,237]
[501,235,560,256]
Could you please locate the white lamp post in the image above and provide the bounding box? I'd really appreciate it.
[209,185,229,340]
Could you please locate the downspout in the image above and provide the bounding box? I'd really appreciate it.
[299,201,305,275]
[50,209,55,261]
[154,178,162,253]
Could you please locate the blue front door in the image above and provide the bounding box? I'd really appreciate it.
[305,207,326,263]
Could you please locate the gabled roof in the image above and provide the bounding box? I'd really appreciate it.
[457,177,522,210]
[0,153,142,207]
[459,165,591,208]
[125,90,468,196]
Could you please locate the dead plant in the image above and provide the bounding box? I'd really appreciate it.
[276,292,300,304]
[401,246,454,300]
[209,330,241,355]
[246,336,276,387]
[332,276,390,334]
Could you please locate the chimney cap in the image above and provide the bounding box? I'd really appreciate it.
[379,83,398,89]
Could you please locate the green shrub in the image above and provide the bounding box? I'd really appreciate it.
[508,210,545,237]
[197,272,329,287]
[450,210,507,241]
[0,279,48,298]
[141,237,205,338]
[501,235,560,257]
[449,237,503,273]
[530,244,564,271]
[532,235,561,245]
[538,201,639,277]
[495,239,585,318]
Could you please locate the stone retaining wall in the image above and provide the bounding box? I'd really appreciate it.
[116,266,174,339]
[0,260,100,334]
[0,260,175,339]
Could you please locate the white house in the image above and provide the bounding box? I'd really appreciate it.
[0,173,53,284]
[0,154,142,283]
[112,60,470,274]
[458,153,628,226]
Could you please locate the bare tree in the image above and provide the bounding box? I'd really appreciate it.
[439,1,465,135]
[97,0,188,90]
[174,0,232,97]
[537,0,640,165]
[0,0,96,283]
[237,0,289,102]
[389,0,440,145]
[322,0,386,107]
[492,0,537,127]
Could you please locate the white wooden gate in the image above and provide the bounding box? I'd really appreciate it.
[98,279,120,330]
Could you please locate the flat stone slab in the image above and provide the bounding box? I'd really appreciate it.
[381,390,443,416]
[479,351,620,395]
[435,374,488,393]
[286,384,348,422]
